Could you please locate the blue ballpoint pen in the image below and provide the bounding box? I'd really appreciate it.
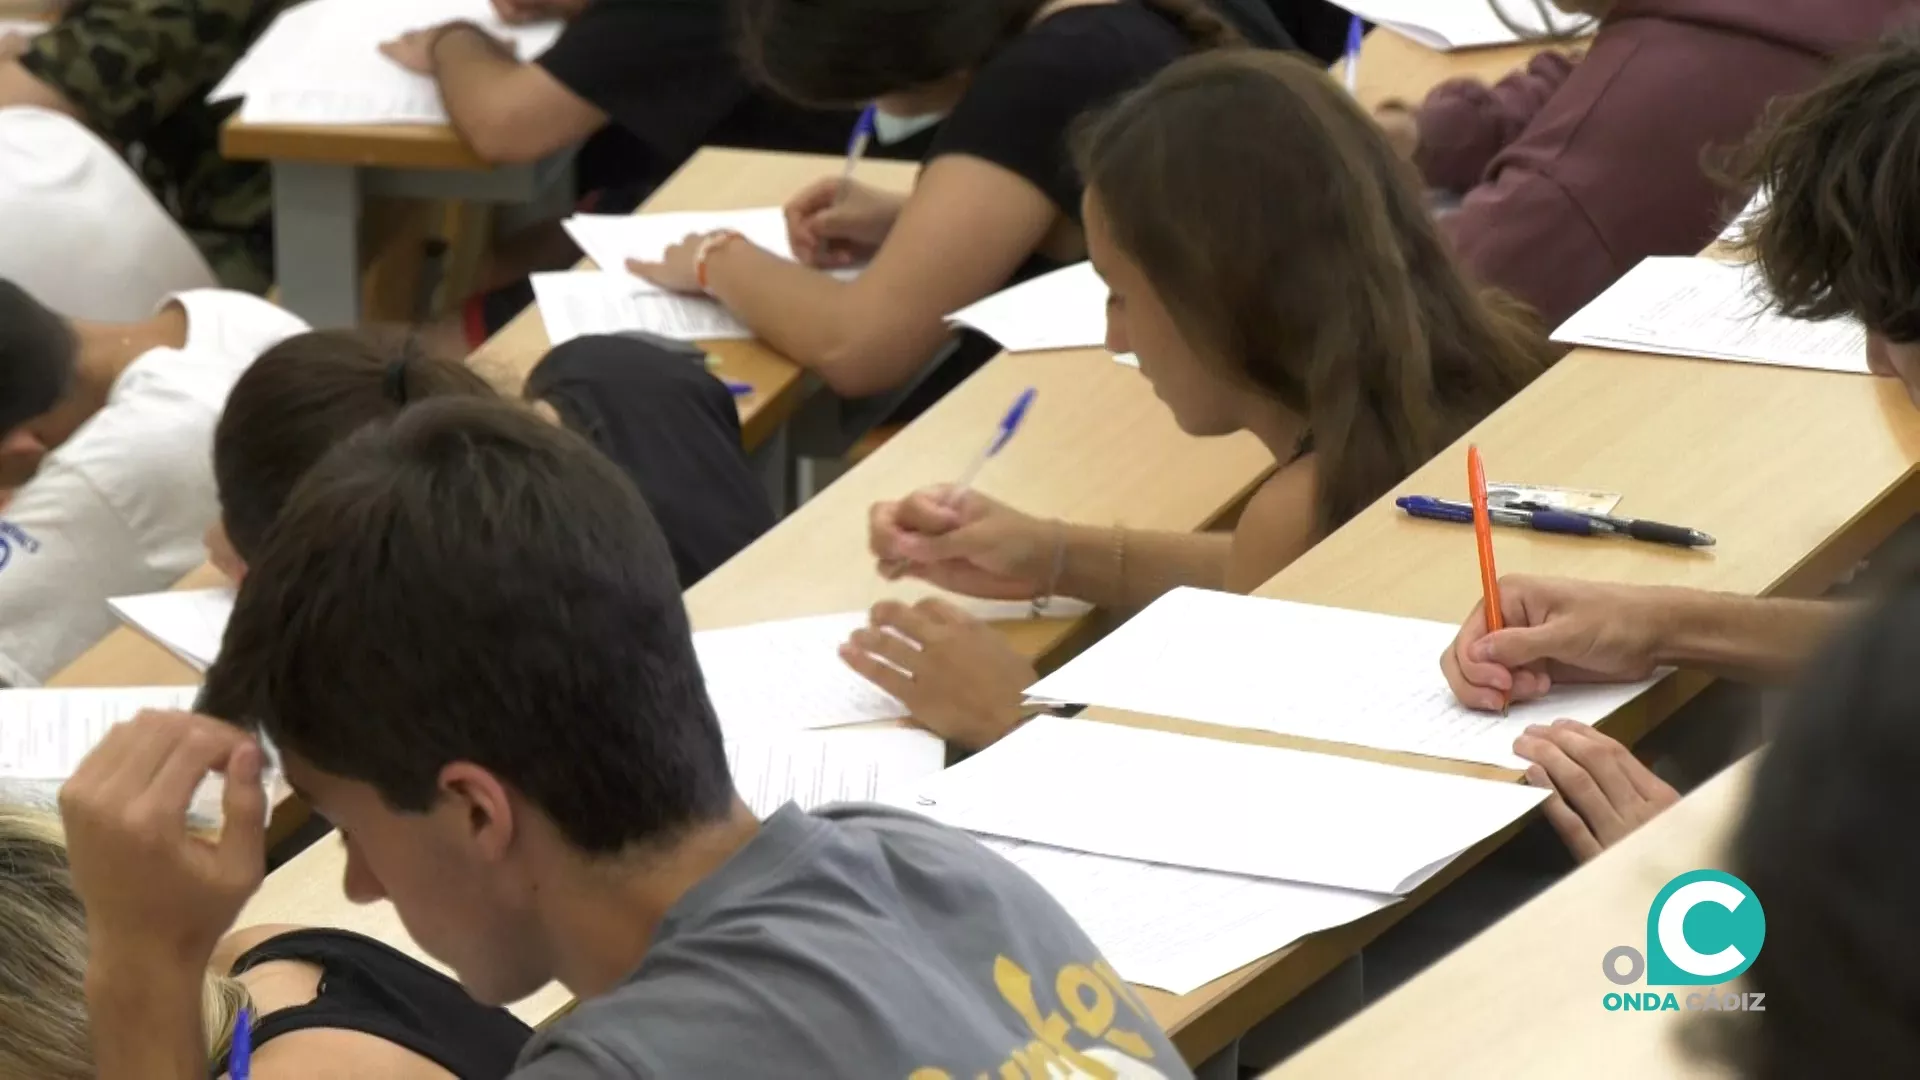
[838,105,877,203]
[1343,15,1365,94]
[883,388,1036,575]
[1397,495,1596,537]
[231,1006,253,1080]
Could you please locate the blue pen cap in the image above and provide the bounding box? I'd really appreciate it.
[987,387,1038,456]
[1347,14,1364,54]
[851,104,877,148]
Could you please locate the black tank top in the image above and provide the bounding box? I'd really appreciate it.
[213,928,531,1079]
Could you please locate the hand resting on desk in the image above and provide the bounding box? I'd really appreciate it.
[1514,718,1679,861]
[839,598,1035,752]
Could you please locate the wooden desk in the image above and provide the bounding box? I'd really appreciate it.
[1117,344,1920,1066]
[1271,754,1755,1079]
[222,117,576,327]
[466,149,921,460]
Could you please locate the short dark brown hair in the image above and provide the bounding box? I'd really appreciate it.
[1075,49,1554,533]
[0,281,75,436]
[1738,25,1920,342]
[201,397,734,854]
[213,329,493,564]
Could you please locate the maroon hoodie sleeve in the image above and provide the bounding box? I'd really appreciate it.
[1413,51,1580,192]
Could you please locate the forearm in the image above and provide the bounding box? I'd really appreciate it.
[1654,591,1852,681]
[1054,524,1231,611]
[704,242,940,398]
[432,26,563,163]
[84,943,209,1080]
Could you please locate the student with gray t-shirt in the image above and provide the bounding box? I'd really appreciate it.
[57,398,1192,1079]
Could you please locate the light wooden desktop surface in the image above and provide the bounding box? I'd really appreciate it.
[466,148,920,452]
[1123,342,1920,1060]
[1272,753,1756,1079]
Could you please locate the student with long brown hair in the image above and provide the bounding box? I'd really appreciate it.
[840,49,1557,750]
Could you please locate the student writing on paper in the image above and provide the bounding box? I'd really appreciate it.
[1444,32,1920,820]
[67,398,1196,1078]
[843,51,1554,750]
[0,283,305,687]
[381,0,917,349]
[0,0,284,291]
[210,330,773,588]
[0,803,534,1078]
[628,0,1280,402]
[1371,0,1902,328]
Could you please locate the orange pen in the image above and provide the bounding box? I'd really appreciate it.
[1466,445,1508,712]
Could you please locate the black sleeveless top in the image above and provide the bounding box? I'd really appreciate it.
[213,928,532,1079]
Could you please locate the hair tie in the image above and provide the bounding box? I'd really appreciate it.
[384,358,410,405]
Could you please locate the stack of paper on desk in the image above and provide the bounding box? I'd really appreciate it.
[108,587,236,673]
[1336,0,1589,51]
[1023,588,1656,770]
[211,0,560,126]
[694,613,910,737]
[984,838,1396,994]
[946,262,1108,353]
[901,716,1548,896]
[1553,257,1869,374]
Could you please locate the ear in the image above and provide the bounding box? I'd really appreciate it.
[437,762,518,861]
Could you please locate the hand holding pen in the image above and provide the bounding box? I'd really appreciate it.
[783,106,902,268]
[871,389,1048,599]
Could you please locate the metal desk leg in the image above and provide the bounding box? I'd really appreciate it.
[749,423,792,517]
[272,162,362,328]
[1194,1039,1240,1080]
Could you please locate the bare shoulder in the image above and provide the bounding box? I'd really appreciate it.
[1225,456,1319,593]
[235,1027,459,1080]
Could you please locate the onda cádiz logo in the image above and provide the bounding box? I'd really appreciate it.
[1600,870,1766,1014]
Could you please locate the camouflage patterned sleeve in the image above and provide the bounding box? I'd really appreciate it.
[18,0,259,141]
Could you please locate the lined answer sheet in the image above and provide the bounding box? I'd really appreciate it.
[983,838,1394,995]
[108,588,235,672]
[0,686,200,780]
[900,716,1548,896]
[729,728,944,818]
[1553,257,1868,374]
[695,613,910,738]
[1335,0,1588,50]
[1023,588,1656,770]
[531,271,751,343]
[946,262,1108,353]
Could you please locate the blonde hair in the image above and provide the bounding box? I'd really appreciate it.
[0,805,249,1079]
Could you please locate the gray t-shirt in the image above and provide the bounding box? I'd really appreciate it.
[511,803,1191,1079]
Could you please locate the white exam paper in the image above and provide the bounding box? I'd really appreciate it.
[695,613,910,737]
[1023,588,1657,769]
[946,262,1108,353]
[901,716,1548,895]
[1553,257,1869,374]
[730,728,944,818]
[983,838,1395,994]
[0,686,199,780]
[107,588,235,673]
[564,208,794,284]
[531,270,750,344]
[1336,0,1588,51]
